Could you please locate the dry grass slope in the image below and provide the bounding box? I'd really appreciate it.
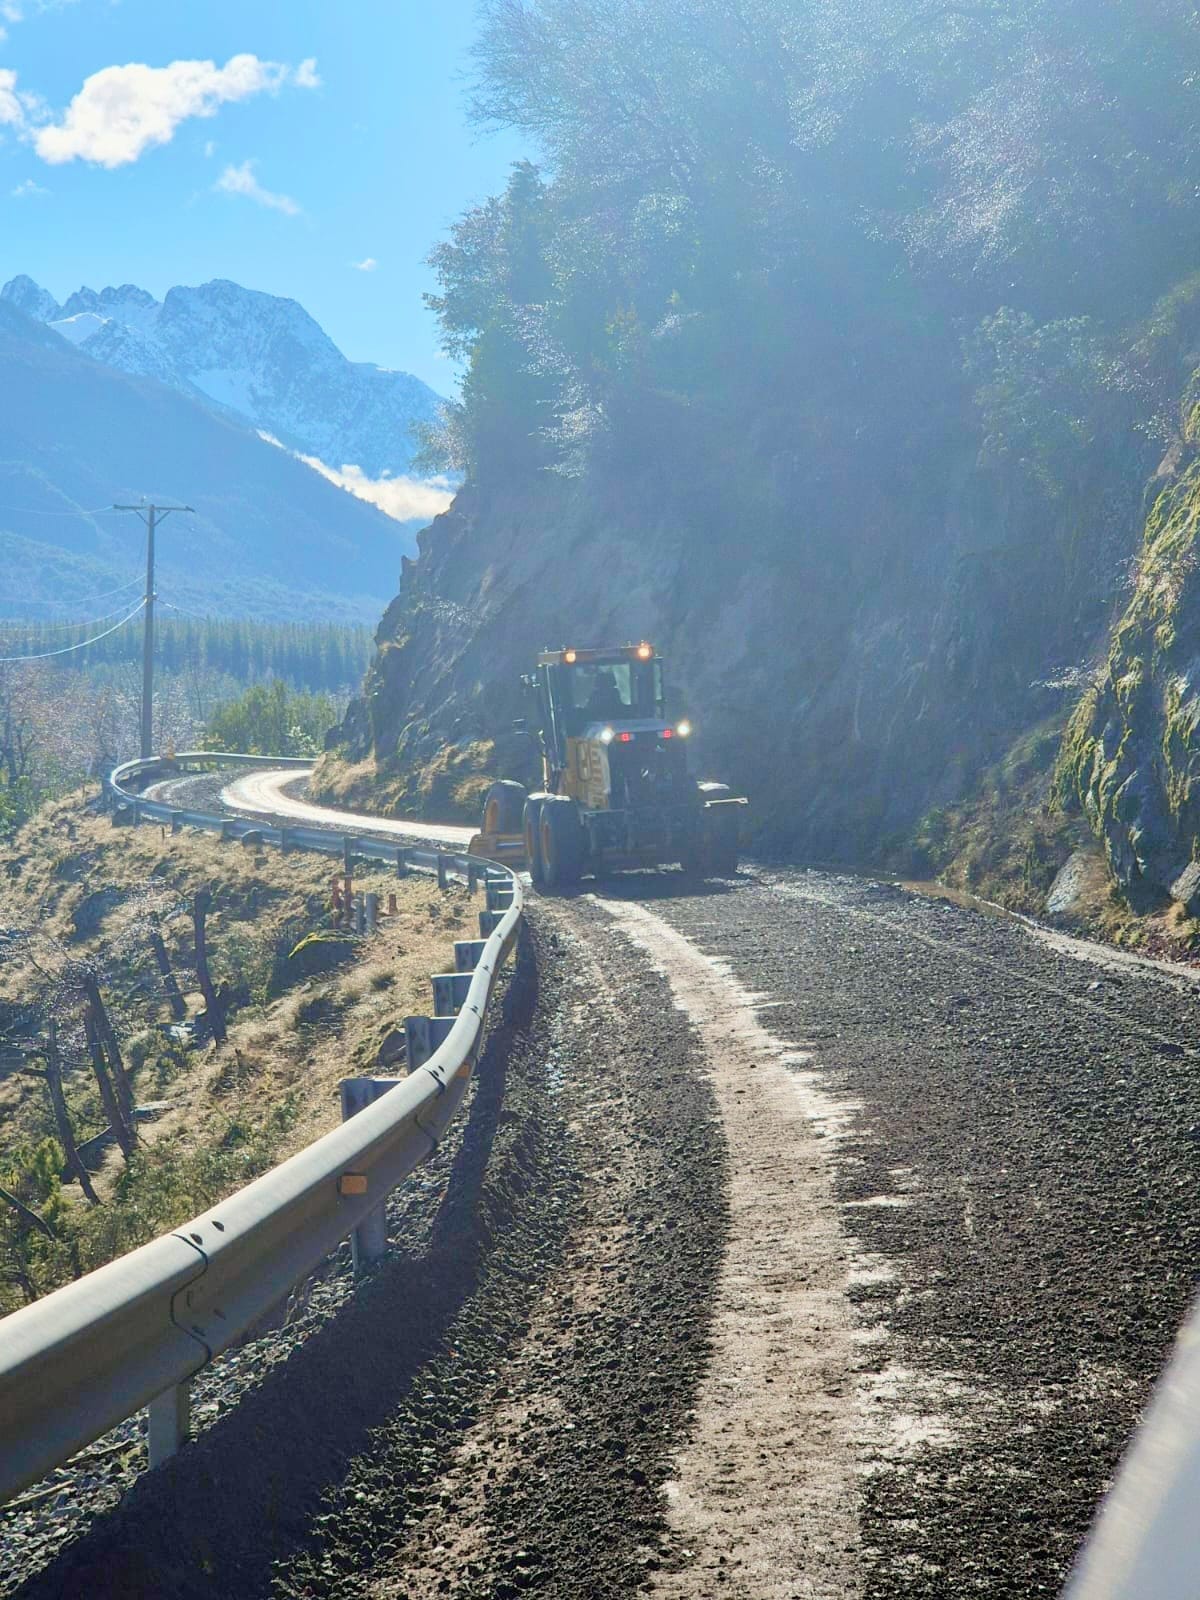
[0,792,480,1313]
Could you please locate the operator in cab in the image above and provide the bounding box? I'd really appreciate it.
[583,667,625,721]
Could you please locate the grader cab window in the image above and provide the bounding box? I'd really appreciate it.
[565,660,664,727]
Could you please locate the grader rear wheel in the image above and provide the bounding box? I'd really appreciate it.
[482,780,527,837]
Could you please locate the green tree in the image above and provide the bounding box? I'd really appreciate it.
[204,680,338,758]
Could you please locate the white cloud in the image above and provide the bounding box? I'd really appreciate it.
[294,57,321,90]
[33,54,317,169]
[303,457,455,523]
[255,436,452,521]
[0,67,21,125]
[203,138,215,158]
[352,256,378,272]
[11,176,47,196]
[0,66,42,132]
[215,159,299,215]
[1,4,24,21]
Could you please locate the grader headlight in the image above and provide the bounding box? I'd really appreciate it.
[677,719,692,738]
[600,726,615,744]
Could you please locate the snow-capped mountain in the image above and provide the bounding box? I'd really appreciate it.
[1,274,444,479]
[0,293,415,620]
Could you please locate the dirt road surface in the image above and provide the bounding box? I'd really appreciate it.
[12,780,1200,1598]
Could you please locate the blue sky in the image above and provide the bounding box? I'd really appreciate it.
[0,1,529,391]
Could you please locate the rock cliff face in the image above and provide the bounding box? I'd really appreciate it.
[1058,394,1200,908]
[322,425,1144,852]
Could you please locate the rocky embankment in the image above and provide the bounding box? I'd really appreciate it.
[1058,412,1200,915]
[317,433,1136,866]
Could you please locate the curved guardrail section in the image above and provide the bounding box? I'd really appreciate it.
[0,754,523,1505]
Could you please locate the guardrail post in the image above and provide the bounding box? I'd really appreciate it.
[220,819,234,841]
[432,971,473,1014]
[339,1078,393,1272]
[436,854,449,891]
[365,893,379,933]
[279,825,290,855]
[343,836,354,873]
[403,1015,455,1070]
[467,861,479,893]
[454,939,486,973]
[396,848,408,878]
[170,811,183,835]
[353,894,366,935]
[479,909,504,937]
[486,879,514,912]
[147,1381,190,1466]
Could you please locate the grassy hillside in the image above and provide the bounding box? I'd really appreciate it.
[0,797,478,1314]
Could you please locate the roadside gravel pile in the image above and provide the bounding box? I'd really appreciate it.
[640,864,1200,1598]
[140,767,272,816]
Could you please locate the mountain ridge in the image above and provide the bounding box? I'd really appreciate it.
[2,273,444,481]
[0,294,418,620]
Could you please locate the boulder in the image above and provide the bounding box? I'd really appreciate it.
[1045,850,1095,918]
[1171,861,1200,914]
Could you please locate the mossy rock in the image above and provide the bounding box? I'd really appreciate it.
[285,930,359,981]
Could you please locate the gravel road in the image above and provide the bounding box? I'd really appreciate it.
[594,864,1200,1598]
[10,825,1200,1596]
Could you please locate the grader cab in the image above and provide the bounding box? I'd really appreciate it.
[469,642,747,890]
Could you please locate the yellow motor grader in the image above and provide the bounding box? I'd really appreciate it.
[469,642,747,890]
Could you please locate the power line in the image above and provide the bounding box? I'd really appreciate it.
[0,505,123,518]
[159,598,214,622]
[0,595,147,639]
[3,576,143,612]
[0,598,147,663]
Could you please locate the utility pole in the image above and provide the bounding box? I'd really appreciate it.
[112,502,194,759]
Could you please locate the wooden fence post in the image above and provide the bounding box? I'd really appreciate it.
[148,916,186,1021]
[193,889,227,1044]
[45,1021,100,1205]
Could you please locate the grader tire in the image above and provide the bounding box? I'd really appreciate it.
[540,797,584,891]
[482,780,527,837]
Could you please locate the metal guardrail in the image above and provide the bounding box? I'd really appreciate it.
[1065,1289,1200,1598]
[0,754,523,1505]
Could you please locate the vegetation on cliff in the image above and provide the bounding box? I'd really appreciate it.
[330,0,1200,909]
[1055,389,1200,911]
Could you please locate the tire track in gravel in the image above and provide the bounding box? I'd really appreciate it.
[593,894,863,1600]
[609,865,1200,1599]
